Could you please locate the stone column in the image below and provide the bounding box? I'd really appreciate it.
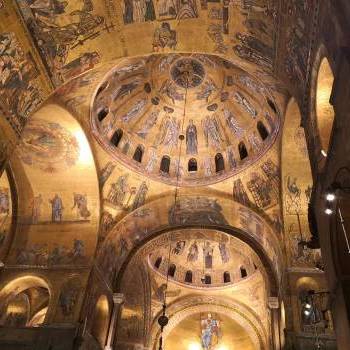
[269,297,281,350]
[104,293,125,350]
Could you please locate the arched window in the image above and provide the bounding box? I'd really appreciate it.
[111,129,123,147]
[160,156,170,173]
[267,98,277,114]
[240,267,247,278]
[97,107,109,122]
[204,275,211,285]
[215,153,225,172]
[133,145,144,163]
[238,142,248,160]
[188,158,197,172]
[154,257,162,269]
[185,271,193,283]
[168,264,176,277]
[223,272,231,283]
[257,121,269,140]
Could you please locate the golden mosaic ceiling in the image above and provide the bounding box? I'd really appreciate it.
[148,229,259,289]
[91,53,281,186]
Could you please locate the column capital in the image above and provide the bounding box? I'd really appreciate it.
[112,293,125,305]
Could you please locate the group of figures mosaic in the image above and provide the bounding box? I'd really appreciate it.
[16,238,87,266]
[282,0,314,85]
[0,32,43,134]
[171,239,230,268]
[30,193,91,224]
[16,0,106,85]
[123,0,198,23]
[232,158,279,210]
[105,173,149,212]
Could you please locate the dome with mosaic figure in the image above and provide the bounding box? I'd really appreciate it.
[91,53,281,186]
[148,229,260,289]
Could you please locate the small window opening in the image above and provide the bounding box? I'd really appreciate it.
[267,98,277,114]
[238,142,248,160]
[185,271,193,283]
[160,156,170,173]
[240,267,247,278]
[257,121,269,140]
[215,153,225,172]
[204,275,211,285]
[188,158,197,172]
[168,264,176,277]
[155,257,162,269]
[133,145,144,163]
[111,129,123,147]
[97,107,109,122]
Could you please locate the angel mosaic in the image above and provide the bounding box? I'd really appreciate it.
[136,110,160,139]
[112,81,140,102]
[197,79,217,102]
[159,79,184,103]
[223,109,244,138]
[234,92,257,118]
[202,115,224,150]
[121,98,147,123]
[187,241,199,262]
[155,115,180,151]
[145,148,158,172]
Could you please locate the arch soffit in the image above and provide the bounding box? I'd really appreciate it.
[148,295,267,350]
[98,194,283,294]
[0,273,53,324]
[309,44,335,156]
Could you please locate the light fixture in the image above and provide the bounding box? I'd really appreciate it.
[324,208,333,215]
[325,193,335,202]
[305,303,312,309]
[321,149,327,157]
[217,345,229,350]
[304,309,311,316]
[188,343,201,350]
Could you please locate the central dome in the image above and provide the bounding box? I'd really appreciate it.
[91,53,280,186]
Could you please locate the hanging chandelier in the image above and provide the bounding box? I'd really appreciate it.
[157,66,191,350]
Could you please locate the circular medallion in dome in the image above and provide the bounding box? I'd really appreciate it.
[170,57,205,88]
[91,53,281,186]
